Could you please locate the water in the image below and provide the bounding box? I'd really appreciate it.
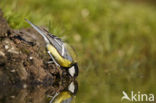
[0,81,78,103]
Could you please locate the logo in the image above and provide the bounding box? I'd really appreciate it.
[121,91,154,102]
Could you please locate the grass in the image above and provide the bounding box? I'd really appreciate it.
[1,0,156,102]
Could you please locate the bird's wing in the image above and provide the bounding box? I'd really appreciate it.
[64,43,77,62]
[43,31,73,62]
[25,19,74,62]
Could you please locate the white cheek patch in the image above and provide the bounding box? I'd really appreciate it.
[68,66,75,77]
[68,82,75,94]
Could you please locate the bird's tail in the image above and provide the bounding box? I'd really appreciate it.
[25,19,50,44]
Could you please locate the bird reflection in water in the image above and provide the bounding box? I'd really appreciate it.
[49,81,78,103]
[0,80,78,103]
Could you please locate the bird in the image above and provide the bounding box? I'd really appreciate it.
[49,81,78,103]
[49,91,75,103]
[25,19,79,77]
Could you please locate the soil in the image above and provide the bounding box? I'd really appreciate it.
[0,8,73,89]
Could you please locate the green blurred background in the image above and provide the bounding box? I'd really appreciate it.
[0,0,156,102]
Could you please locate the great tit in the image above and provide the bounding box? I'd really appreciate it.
[25,19,79,77]
[49,81,78,103]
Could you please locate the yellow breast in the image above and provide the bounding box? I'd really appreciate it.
[46,44,71,67]
[53,92,72,103]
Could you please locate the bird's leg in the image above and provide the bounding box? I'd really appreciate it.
[49,92,59,103]
[47,51,63,79]
[47,51,60,67]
